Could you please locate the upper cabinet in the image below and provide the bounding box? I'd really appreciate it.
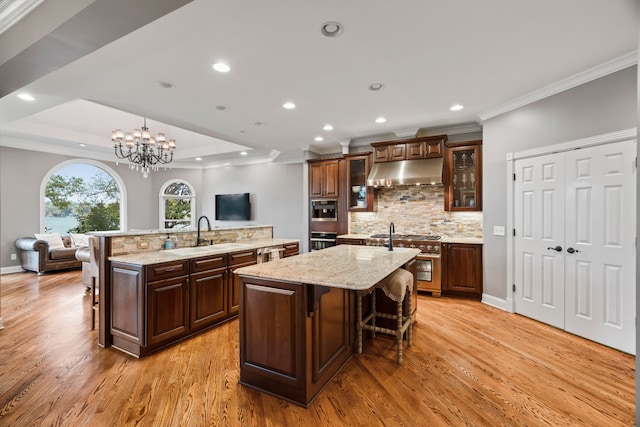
[309,159,340,198]
[444,140,482,211]
[344,152,374,212]
[371,135,446,163]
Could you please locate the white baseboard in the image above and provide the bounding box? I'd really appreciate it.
[0,266,24,275]
[482,294,509,312]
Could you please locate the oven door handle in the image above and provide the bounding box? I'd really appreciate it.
[310,238,336,242]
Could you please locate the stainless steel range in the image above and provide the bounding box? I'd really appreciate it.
[366,234,442,296]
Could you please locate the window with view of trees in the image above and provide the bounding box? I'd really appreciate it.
[160,180,195,229]
[44,164,122,234]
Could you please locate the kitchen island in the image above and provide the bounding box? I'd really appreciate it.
[234,244,420,407]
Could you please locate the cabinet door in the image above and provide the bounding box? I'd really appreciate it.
[388,144,406,161]
[442,243,482,295]
[309,163,325,197]
[147,276,190,346]
[406,141,424,160]
[229,260,257,315]
[373,145,389,162]
[425,140,443,158]
[444,142,482,211]
[309,160,340,197]
[190,267,227,330]
[346,154,374,212]
[323,160,340,197]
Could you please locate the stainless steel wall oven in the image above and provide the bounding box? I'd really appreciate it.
[310,231,337,251]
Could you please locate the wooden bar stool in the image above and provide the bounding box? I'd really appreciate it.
[356,269,413,364]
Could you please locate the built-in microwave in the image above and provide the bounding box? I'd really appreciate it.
[311,199,338,221]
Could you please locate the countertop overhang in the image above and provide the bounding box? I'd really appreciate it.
[235,245,420,291]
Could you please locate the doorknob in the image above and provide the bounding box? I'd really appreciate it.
[566,247,580,254]
[547,246,562,252]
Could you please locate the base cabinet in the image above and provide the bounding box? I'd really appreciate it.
[441,243,483,296]
[110,249,256,357]
[238,277,353,407]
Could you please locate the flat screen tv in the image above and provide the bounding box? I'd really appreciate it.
[215,193,251,221]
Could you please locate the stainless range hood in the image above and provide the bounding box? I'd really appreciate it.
[367,157,443,187]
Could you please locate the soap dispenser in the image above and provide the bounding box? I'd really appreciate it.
[165,234,173,250]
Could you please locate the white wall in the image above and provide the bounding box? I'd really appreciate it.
[202,163,306,244]
[482,66,637,302]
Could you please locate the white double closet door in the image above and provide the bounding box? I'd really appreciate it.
[514,138,636,354]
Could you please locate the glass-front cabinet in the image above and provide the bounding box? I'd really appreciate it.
[344,152,374,212]
[444,141,482,211]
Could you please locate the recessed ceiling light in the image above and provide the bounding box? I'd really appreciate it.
[240,151,247,156]
[450,104,464,111]
[283,102,296,109]
[212,62,230,72]
[156,81,175,89]
[323,124,333,131]
[78,143,87,147]
[375,117,387,123]
[321,21,343,37]
[224,162,231,166]
[195,157,202,161]
[17,93,34,101]
[314,136,324,142]
[369,83,384,91]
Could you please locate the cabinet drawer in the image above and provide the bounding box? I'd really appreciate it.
[146,260,189,282]
[283,242,299,256]
[228,250,257,266]
[191,254,227,273]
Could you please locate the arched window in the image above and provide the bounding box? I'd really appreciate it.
[159,180,195,229]
[41,160,126,233]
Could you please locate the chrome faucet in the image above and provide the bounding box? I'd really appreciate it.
[197,215,211,246]
[388,221,395,251]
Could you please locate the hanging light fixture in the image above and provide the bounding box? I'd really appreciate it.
[112,118,176,178]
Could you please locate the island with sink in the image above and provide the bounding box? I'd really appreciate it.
[91,225,299,356]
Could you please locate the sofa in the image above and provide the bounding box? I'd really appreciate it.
[15,234,83,274]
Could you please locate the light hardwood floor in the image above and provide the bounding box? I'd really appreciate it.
[0,270,634,426]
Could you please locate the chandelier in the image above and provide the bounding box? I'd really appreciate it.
[112,118,176,178]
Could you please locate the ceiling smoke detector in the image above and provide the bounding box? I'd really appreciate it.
[369,83,384,91]
[320,21,343,37]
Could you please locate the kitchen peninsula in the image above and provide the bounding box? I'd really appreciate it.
[234,244,420,407]
[91,225,299,354]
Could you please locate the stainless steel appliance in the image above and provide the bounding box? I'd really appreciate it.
[367,233,442,296]
[310,231,337,251]
[311,199,338,221]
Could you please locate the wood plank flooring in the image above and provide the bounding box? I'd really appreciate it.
[0,270,634,426]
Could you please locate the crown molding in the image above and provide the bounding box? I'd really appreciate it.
[0,0,45,35]
[479,51,638,122]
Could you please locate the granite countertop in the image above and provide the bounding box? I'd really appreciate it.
[109,238,298,266]
[338,233,483,244]
[235,245,420,291]
[441,236,483,244]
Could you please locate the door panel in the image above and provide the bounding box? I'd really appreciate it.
[564,140,635,354]
[514,153,565,329]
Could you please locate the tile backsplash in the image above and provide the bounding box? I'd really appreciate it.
[349,184,482,238]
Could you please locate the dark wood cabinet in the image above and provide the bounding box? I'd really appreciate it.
[309,159,340,198]
[336,237,366,245]
[109,249,256,357]
[371,135,446,163]
[239,277,353,407]
[146,275,190,346]
[344,152,374,212]
[444,140,482,211]
[283,242,299,257]
[190,254,228,330]
[441,242,483,296]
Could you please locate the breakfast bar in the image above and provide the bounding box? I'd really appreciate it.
[234,244,420,407]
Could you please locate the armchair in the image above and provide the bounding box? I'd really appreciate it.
[15,236,82,274]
